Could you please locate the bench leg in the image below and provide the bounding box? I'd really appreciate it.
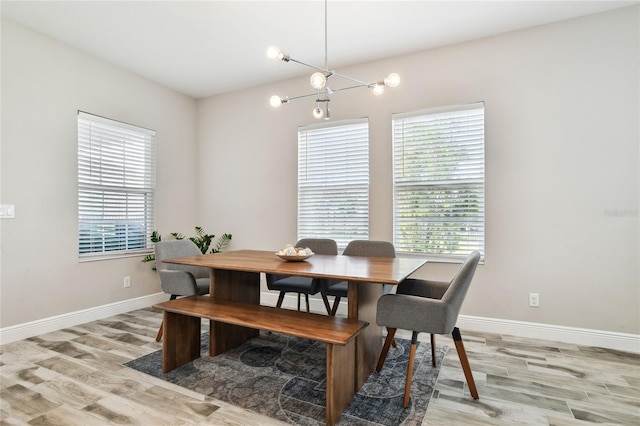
[326,340,356,426]
[156,295,178,342]
[162,311,201,373]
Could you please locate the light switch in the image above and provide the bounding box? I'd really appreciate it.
[0,204,15,218]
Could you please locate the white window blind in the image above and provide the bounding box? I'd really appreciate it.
[78,111,156,258]
[393,103,485,259]
[298,119,369,249]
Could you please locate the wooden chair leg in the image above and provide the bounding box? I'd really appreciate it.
[297,293,301,311]
[304,294,310,313]
[452,327,479,400]
[155,321,164,342]
[321,292,332,315]
[403,331,419,408]
[431,334,436,366]
[330,296,341,316]
[376,327,397,372]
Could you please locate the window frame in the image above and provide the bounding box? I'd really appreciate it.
[77,111,156,260]
[392,102,485,261]
[297,118,370,250]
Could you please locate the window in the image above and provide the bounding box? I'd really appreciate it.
[78,111,156,258]
[298,119,369,249]
[393,103,485,259]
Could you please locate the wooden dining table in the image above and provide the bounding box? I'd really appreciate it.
[163,249,427,392]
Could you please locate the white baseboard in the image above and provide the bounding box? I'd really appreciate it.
[261,292,640,354]
[2,291,638,354]
[0,292,169,345]
[455,315,640,354]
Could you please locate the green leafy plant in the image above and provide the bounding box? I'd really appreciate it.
[141,226,232,265]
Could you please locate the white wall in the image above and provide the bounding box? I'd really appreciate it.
[197,7,639,335]
[1,19,198,327]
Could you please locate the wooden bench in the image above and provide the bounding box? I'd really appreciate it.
[153,295,368,426]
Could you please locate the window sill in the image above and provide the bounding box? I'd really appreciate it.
[79,250,152,263]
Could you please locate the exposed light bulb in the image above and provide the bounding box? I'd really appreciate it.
[310,72,327,90]
[269,95,283,108]
[384,73,400,88]
[372,83,385,96]
[312,107,324,119]
[266,45,283,62]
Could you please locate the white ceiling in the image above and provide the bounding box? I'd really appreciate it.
[2,1,637,99]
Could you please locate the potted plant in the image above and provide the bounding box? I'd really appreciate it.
[142,226,232,267]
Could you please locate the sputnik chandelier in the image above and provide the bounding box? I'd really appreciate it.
[267,0,399,120]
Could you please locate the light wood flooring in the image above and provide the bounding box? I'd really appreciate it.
[1,307,638,425]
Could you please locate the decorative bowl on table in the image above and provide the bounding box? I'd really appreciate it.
[276,253,314,262]
[276,245,314,262]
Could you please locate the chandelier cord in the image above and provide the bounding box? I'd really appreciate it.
[324,0,328,71]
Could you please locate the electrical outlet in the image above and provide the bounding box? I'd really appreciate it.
[0,204,15,218]
[124,276,131,288]
[529,292,539,307]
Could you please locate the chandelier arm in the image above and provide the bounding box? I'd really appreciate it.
[330,72,371,86]
[331,83,377,92]
[288,57,374,87]
[287,58,332,75]
[284,82,383,103]
[282,92,324,102]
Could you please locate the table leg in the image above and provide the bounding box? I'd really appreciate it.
[162,311,201,373]
[348,281,384,391]
[209,269,260,356]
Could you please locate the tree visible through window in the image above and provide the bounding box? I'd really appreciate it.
[392,103,485,258]
[298,119,369,249]
[78,111,156,257]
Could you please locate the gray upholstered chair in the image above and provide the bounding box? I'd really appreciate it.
[266,238,336,314]
[376,251,481,408]
[154,239,210,341]
[323,240,396,316]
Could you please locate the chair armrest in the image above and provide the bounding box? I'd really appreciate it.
[376,294,456,335]
[396,279,449,300]
[158,269,198,296]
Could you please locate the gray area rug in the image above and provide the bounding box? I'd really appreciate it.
[125,331,446,425]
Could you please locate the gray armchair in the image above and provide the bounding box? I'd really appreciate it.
[376,251,481,408]
[154,240,210,341]
[266,238,336,314]
[323,240,396,316]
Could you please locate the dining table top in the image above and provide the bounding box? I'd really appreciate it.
[164,249,427,285]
